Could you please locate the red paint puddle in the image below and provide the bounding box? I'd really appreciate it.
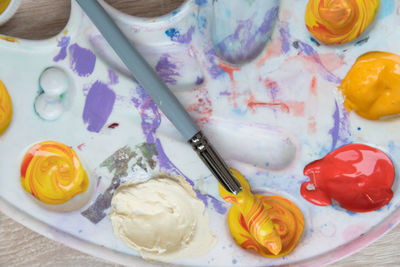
[108,122,119,129]
[301,144,395,212]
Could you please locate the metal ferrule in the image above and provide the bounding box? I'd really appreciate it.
[189,131,242,194]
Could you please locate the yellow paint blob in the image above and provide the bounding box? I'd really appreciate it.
[219,169,304,257]
[0,80,12,135]
[305,0,379,44]
[20,141,89,205]
[339,51,400,120]
[0,35,18,43]
[0,0,10,14]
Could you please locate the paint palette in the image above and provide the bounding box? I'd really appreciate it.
[0,0,399,266]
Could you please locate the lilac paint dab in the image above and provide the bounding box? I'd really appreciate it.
[69,44,96,77]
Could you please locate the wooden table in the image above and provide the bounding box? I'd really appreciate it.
[0,1,399,266]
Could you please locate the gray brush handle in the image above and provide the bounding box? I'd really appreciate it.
[75,0,199,140]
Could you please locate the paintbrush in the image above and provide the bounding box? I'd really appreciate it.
[76,0,282,255]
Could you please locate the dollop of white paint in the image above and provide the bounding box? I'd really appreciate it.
[110,176,216,261]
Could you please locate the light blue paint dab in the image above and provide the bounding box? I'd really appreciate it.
[378,0,395,19]
[232,259,237,264]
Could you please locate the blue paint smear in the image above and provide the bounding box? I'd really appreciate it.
[379,0,395,18]
[354,37,369,46]
[195,0,207,6]
[165,26,195,44]
[388,140,396,154]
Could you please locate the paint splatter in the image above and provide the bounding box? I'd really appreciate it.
[187,87,213,124]
[216,7,279,63]
[82,81,116,133]
[81,144,157,223]
[132,86,227,213]
[53,36,70,62]
[69,44,96,77]
[108,69,119,85]
[155,54,180,85]
[165,26,195,44]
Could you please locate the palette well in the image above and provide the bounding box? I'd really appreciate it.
[0,0,399,266]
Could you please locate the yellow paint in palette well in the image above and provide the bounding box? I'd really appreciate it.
[219,169,304,257]
[305,0,379,44]
[339,51,400,120]
[20,141,89,205]
[0,80,12,135]
[0,0,10,14]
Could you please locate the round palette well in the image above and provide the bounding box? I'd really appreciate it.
[0,0,399,266]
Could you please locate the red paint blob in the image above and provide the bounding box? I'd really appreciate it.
[108,123,119,129]
[301,144,395,212]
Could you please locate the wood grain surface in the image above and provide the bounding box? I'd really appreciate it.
[0,0,399,266]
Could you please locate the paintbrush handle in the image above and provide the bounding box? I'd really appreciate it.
[75,0,198,140]
[76,0,242,194]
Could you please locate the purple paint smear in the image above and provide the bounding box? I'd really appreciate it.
[53,36,70,62]
[69,43,96,77]
[83,81,116,133]
[205,48,224,78]
[328,100,351,151]
[279,21,291,54]
[132,86,227,214]
[165,26,195,44]
[296,41,341,84]
[217,7,279,63]
[108,69,119,85]
[155,54,180,85]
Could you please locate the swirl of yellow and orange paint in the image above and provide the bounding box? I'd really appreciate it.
[21,141,90,208]
[305,0,379,45]
[0,80,12,135]
[219,169,304,257]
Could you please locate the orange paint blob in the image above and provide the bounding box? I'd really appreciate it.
[305,0,379,44]
[339,51,400,120]
[219,169,304,257]
[0,80,12,135]
[20,141,89,205]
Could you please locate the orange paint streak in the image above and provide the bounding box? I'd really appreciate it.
[257,38,283,68]
[318,53,345,72]
[285,101,305,117]
[218,61,241,107]
[308,116,317,134]
[310,76,317,95]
